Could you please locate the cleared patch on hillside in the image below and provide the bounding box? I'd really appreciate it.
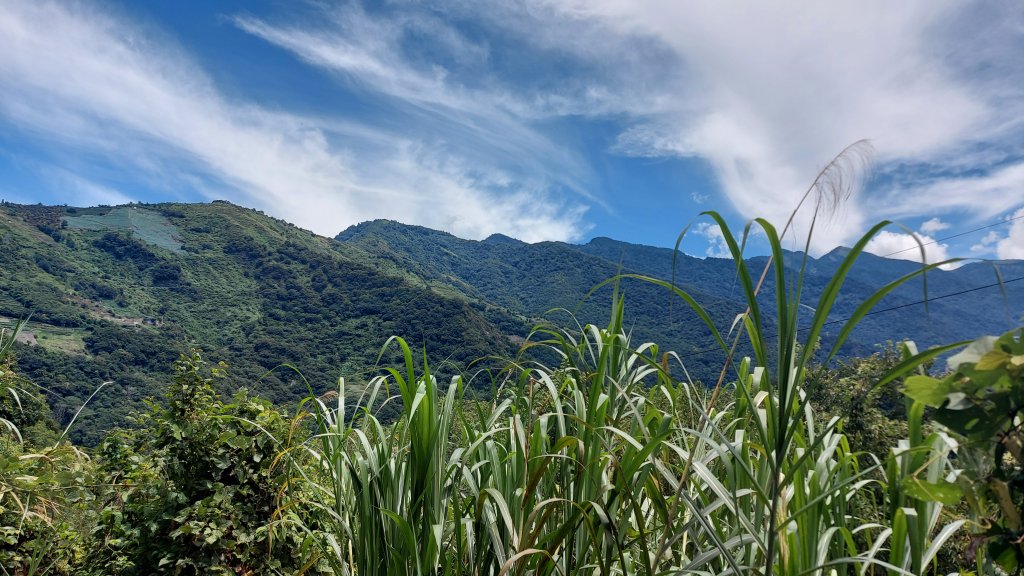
[66,295,163,327]
[64,206,183,252]
[0,316,87,354]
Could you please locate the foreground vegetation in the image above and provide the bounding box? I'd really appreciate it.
[1,209,1022,575]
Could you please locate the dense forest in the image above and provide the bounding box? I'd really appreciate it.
[0,202,524,443]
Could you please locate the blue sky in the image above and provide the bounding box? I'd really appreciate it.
[1,0,1023,262]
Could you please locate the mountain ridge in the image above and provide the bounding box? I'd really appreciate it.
[3,201,1021,443]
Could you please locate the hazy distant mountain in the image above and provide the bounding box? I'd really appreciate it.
[576,235,1024,353]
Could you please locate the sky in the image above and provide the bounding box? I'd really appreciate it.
[1,0,1023,262]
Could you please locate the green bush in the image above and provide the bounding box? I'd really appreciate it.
[0,320,91,576]
[904,329,1024,574]
[85,350,307,575]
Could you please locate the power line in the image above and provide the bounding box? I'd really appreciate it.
[835,276,1022,321]
[881,212,1024,258]
[676,275,1024,360]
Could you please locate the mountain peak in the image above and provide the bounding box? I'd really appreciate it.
[335,219,470,243]
[483,233,524,245]
[335,219,407,241]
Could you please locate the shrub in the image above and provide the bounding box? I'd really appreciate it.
[904,329,1024,573]
[86,350,307,575]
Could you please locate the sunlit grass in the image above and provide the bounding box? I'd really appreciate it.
[277,273,964,575]
[274,144,973,575]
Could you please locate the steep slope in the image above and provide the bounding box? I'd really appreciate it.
[0,202,520,443]
[341,221,1024,365]
[337,220,757,378]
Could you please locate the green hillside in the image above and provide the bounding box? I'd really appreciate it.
[336,220,747,378]
[0,202,522,443]
[3,202,1022,444]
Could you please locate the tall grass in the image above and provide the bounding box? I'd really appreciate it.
[277,338,464,576]
[1,318,94,576]
[0,318,27,441]
[278,275,964,574]
[639,213,963,576]
[276,146,970,574]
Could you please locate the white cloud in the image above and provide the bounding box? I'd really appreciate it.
[481,0,1023,251]
[879,162,1024,221]
[920,218,950,234]
[691,191,708,204]
[970,230,1001,253]
[3,0,1022,252]
[692,222,730,258]
[996,208,1024,260]
[864,230,957,269]
[230,7,603,207]
[44,169,135,206]
[0,0,589,241]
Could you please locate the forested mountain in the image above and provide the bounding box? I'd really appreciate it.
[0,202,521,443]
[336,220,744,378]
[339,219,1024,357]
[2,201,1021,443]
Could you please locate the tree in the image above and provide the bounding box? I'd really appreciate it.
[86,350,309,575]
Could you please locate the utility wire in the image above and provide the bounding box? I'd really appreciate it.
[676,275,1024,360]
[880,212,1024,258]
[854,276,1022,318]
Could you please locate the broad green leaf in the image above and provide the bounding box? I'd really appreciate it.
[903,375,954,408]
[976,350,1011,371]
[901,476,963,505]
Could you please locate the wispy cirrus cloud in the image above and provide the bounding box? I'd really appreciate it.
[3,0,1023,257]
[0,0,589,241]
[877,162,1024,222]
[230,5,603,206]
[470,0,1024,252]
[43,168,135,207]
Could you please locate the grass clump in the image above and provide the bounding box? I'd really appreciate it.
[273,146,980,574]
[277,279,966,574]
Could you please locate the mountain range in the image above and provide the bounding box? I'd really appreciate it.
[2,201,1021,443]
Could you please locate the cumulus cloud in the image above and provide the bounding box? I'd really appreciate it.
[864,230,956,269]
[970,230,1001,253]
[920,218,951,234]
[996,208,1024,260]
[0,0,589,241]
[692,222,730,258]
